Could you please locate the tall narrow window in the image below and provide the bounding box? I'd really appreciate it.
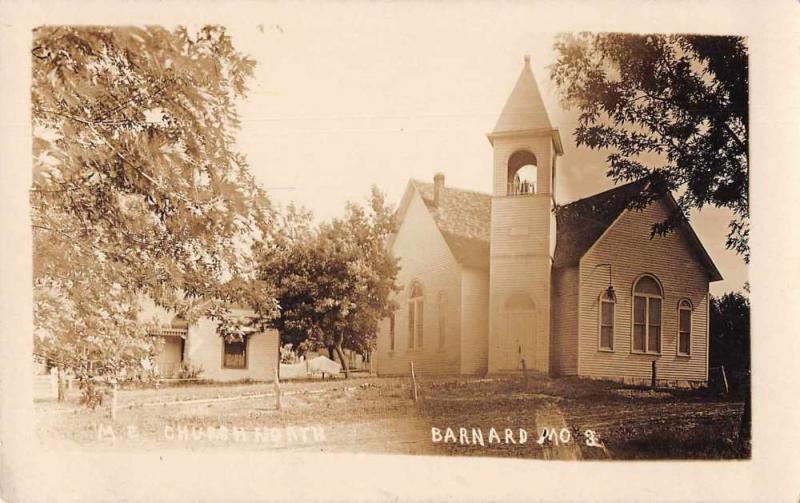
[599,291,615,351]
[632,275,663,354]
[678,299,692,356]
[437,292,447,349]
[408,282,424,349]
[389,312,396,351]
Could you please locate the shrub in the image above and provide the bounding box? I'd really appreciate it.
[176,361,204,379]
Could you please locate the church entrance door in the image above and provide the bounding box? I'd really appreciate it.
[506,311,535,370]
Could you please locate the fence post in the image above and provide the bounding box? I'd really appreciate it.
[521,358,528,389]
[274,366,281,410]
[720,365,730,394]
[410,361,418,402]
[110,379,118,421]
[651,360,657,389]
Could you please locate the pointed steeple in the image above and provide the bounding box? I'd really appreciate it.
[492,55,553,133]
[488,55,563,154]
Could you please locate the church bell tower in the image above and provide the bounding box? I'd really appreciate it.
[486,55,563,373]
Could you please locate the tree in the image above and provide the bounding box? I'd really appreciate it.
[551,33,749,261]
[709,290,750,448]
[710,291,750,379]
[31,26,277,399]
[258,188,400,377]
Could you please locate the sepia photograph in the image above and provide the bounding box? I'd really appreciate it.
[2,1,799,502]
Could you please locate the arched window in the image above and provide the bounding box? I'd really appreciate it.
[437,292,447,349]
[507,150,538,196]
[408,282,424,349]
[677,299,692,356]
[632,275,663,354]
[599,290,615,351]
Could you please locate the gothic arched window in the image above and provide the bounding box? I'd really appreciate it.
[437,292,447,349]
[408,281,424,349]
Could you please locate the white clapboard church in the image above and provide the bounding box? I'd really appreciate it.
[374,57,722,386]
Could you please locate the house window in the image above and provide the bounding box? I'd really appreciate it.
[632,275,663,354]
[678,299,692,356]
[223,337,247,369]
[599,291,615,351]
[389,312,396,351]
[437,292,447,349]
[408,281,424,349]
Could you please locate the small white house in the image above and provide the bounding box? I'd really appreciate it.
[141,299,279,382]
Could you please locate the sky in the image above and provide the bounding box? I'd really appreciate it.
[224,6,747,296]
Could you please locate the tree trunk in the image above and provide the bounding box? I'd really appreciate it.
[334,343,350,379]
[327,346,335,360]
[56,365,65,402]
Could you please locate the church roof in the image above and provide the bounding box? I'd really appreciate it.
[411,180,491,269]
[552,179,650,268]
[492,56,553,134]
[553,179,723,281]
[404,177,721,281]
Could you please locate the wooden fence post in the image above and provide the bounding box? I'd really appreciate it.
[410,361,418,402]
[720,365,730,394]
[521,358,528,389]
[110,379,118,421]
[274,366,281,410]
[651,360,657,389]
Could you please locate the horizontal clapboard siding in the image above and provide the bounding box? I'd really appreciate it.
[376,188,462,376]
[551,266,579,376]
[488,195,552,373]
[577,199,710,383]
[461,266,489,374]
[491,135,555,196]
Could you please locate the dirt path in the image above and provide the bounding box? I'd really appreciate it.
[534,403,583,460]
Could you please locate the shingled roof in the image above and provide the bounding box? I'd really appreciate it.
[552,179,649,268]
[553,179,722,281]
[401,176,720,281]
[411,180,491,269]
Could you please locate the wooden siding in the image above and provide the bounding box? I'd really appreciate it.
[550,266,579,376]
[460,266,489,374]
[491,135,555,197]
[577,199,711,383]
[489,194,552,373]
[375,188,463,376]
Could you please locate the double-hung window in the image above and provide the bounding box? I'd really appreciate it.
[678,299,692,356]
[632,275,663,354]
[599,291,615,351]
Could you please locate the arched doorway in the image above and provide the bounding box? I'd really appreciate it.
[502,293,536,369]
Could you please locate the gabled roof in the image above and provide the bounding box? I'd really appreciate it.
[391,176,722,282]
[406,180,491,269]
[553,179,723,282]
[553,179,649,268]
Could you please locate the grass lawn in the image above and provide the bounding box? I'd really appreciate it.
[35,374,749,459]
